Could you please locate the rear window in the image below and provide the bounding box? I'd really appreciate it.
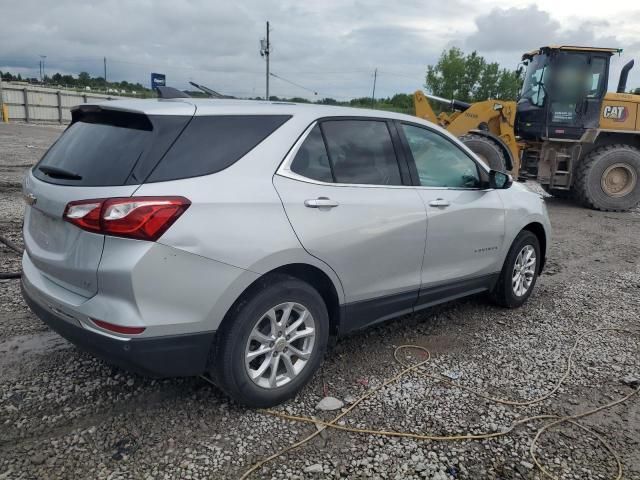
[34,110,168,187]
[33,111,290,186]
[147,115,291,182]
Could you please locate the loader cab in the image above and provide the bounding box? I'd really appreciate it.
[516,46,620,141]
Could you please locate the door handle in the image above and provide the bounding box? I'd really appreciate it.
[304,197,339,208]
[428,198,450,207]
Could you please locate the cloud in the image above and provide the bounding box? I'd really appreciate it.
[465,6,560,53]
[1,1,639,98]
[463,5,640,90]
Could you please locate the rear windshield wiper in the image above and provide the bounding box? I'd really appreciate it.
[38,165,83,180]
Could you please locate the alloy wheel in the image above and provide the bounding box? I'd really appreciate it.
[244,302,316,389]
[512,245,537,297]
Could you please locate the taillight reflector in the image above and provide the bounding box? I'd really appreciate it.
[63,196,190,241]
[91,318,146,335]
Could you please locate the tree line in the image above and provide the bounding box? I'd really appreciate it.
[0,70,150,96]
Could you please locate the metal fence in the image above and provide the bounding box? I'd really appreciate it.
[0,82,122,123]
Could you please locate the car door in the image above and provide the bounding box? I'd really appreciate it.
[273,118,427,331]
[397,122,506,305]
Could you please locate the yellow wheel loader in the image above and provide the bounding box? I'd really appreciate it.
[414,45,640,211]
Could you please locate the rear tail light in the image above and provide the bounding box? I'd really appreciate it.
[63,196,190,241]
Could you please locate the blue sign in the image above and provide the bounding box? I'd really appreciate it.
[151,73,166,89]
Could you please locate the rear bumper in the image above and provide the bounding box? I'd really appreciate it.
[22,280,215,377]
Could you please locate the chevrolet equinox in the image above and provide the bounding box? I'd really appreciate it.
[21,99,551,407]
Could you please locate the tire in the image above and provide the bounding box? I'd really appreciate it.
[491,231,540,308]
[574,144,640,211]
[213,274,329,407]
[459,134,507,171]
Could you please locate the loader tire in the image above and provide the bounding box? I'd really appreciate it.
[574,144,640,211]
[459,134,507,172]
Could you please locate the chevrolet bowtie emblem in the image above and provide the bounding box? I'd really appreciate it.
[24,193,37,206]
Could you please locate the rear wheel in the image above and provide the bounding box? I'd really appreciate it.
[491,231,540,308]
[213,274,329,407]
[574,144,640,211]
[459,134,507,171]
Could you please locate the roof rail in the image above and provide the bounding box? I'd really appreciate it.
[154,86,190,99]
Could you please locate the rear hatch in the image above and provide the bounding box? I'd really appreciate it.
[23,103,195,298]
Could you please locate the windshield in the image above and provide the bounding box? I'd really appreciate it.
[520,53,549,107]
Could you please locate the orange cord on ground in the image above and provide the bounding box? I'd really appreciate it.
[241,328,640,480]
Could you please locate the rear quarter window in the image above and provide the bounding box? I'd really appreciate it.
[147,115,291,182]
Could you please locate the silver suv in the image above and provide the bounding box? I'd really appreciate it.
[21,99,551,407]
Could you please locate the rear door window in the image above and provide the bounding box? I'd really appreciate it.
[148,115,291,182]
[320,120,402,185]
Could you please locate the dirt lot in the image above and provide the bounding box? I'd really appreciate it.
[1,122,639,480]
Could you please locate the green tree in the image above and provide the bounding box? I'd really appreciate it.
[633,88,640,95]
[77,71,91,85]
[426,47,467,100]
[495,69,521,100]
[460,51,485,102]
[426,47,522,102]
[389,93,413,111]
[476,62,500,100]
[288,97,310,103]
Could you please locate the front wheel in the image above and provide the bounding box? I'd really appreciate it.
[491,231,540,308]
[459,133,507,172]
[213,274,329,407]
[574,144,640,211]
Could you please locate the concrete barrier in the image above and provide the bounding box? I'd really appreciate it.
[0,82,124,124]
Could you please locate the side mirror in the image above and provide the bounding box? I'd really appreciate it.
[489,170,513,189]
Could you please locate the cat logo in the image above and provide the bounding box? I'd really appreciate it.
[602,105,628,122]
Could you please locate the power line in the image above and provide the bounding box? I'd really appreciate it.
[270,72,317,96]
[0,55,422,101]
[377,70,424,80]
[0,56,420,80]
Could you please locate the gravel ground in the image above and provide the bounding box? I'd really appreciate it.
[1,122,639,480]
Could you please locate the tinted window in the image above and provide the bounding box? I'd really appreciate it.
[149,115,290,182]
[35,111,159,186]
[520,53,549,107]
[587,57,607,98]
[401,124,480,188]
[321,120,402,185]
[290,125,333,182]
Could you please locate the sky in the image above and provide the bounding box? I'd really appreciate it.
[1,0,639,100]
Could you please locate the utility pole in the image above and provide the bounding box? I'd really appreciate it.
[260,21,270,100]
[104,57,107,92]
[0,74,6,122]
[40,55,46,83]
[371,68,377,107]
